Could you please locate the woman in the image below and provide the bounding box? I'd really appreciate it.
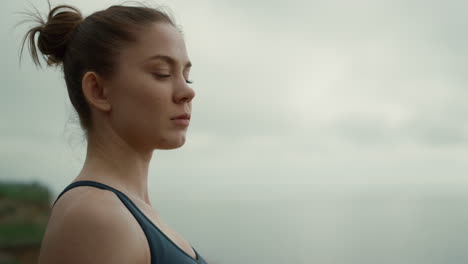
[20,2,208,264]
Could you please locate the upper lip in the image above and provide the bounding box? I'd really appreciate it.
[172,113,191,120]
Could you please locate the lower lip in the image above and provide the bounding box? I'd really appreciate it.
[172,118,190,126]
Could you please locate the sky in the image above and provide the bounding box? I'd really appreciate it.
[1,0,468,263]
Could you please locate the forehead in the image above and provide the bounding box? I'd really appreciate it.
[121,22,190,66]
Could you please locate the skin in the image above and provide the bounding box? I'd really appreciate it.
[38,22,197,263]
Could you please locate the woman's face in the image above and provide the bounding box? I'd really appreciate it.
[105,22,195,150]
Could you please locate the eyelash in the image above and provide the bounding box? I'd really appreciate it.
[153,74,193,84]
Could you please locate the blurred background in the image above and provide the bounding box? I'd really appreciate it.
[1,0,468,263]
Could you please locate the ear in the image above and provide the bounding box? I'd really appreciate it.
[82,71,112,112]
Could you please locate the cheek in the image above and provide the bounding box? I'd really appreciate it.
[136,80,168,117]
[112,78,169,127]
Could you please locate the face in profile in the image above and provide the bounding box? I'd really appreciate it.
[104,22,195,151]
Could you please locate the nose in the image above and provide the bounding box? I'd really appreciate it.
[173,76,195,104]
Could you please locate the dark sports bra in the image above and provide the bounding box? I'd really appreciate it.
[52,180,208,264]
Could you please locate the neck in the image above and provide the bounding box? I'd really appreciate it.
[75,124,154,206]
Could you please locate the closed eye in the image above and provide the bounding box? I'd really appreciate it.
[152,73,193,84]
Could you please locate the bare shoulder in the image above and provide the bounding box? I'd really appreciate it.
[38,186,149,264]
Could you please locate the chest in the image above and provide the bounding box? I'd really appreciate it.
[133,201,198,261]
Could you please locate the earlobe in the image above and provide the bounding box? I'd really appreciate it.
[82,71,112,112]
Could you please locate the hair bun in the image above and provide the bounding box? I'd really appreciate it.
[36,5,83,65]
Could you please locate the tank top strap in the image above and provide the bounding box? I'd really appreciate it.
[52,180,126,208]
[51,180,208,264]
[51,180,163,263]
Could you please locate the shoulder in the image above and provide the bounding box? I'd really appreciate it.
[38,186,149,264]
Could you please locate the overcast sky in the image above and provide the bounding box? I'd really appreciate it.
[2,0,467,192]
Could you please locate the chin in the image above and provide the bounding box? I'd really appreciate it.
[155,135,186,150]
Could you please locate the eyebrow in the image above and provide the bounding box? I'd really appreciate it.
[145,54,192,69]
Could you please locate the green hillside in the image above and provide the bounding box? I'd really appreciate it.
[0,181,52,264]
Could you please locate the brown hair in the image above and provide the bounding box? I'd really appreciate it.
[19,1,178,136]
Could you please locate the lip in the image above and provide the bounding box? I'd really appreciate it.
[171,113,191,127]
[172,119,190,126]
[171,113,191,120]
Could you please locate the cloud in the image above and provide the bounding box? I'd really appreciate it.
[2,0,468,191]
[174,0,468,151]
